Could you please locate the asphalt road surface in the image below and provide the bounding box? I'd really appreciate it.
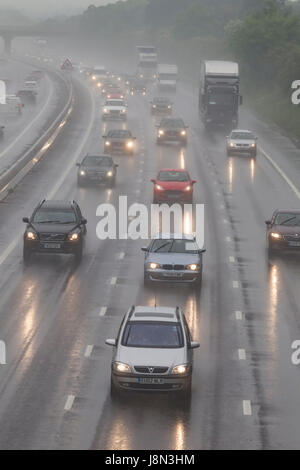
[0,64,300,450]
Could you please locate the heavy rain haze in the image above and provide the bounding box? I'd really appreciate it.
[0,0,118,20]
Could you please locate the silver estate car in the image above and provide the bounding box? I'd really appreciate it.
[106,305,200,396]
[142,233,205,287]
[226,129,257,158]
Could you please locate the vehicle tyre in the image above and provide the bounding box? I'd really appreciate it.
[251,150,257,159]
[77,177,85,187]
[74,245,83,263]
[193,270,203,289]
[23,246,31,265]
[110,378,120,401]
[108,177,116,188]
[144,273,151,287]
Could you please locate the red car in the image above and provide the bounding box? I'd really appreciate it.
[151,168,196,204]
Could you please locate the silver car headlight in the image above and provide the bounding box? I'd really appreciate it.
[147,262,160,270]
[172,364,189,375]
[186,264,199,271]
[113,362,131,373]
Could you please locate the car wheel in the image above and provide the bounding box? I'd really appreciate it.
[144,273,151,287]
[108,177,116,188]
[74,246,83,263]
[193,271,203,288]
[23,246,31,265]
[251,151,257,159]
[77,177,85,187]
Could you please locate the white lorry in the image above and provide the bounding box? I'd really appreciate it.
[157,64,178,91]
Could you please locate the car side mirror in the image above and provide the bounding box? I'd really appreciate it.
[151,179,156,183]
[192,180,196,184]
[81,218,87,225]
[22,217,29,223]
[141,247,149,252]
[199,249,206,254]
[102,135,106,138]
[115,164,119,167]
[190,341,200,349]
[105,339,116,347]
[76,162,80,166]
[265,220,271,226]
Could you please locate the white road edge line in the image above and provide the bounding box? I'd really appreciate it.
[118,252,125,260]
[243,400,252,416]
[110,277,117,285]
[259,146,300,200]
[64,395,75,411]
[229,256,235,263]
[233,281,239,288]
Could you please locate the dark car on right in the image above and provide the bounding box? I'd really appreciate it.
[156,118,188,146]
[266,209,300,253]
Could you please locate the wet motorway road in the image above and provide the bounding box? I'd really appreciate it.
[0,68,300,449]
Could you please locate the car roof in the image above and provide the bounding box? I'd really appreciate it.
[275,209,300,214]
[231,129,253,134]
[83,154,112,159]
[40,200,75,210]
[129,306,180,323]
[158,168,188,173]
[152,233,195,240]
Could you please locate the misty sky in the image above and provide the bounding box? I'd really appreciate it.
[0,0,117,20]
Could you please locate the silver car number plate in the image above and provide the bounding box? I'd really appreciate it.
[138,378,164,385]
[43,243,61,249]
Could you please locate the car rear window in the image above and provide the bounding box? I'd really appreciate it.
[122,322,184,348]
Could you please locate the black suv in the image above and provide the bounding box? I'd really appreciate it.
[156,118,188,146]
[22,200,87,264]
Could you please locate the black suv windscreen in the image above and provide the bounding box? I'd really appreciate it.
[158,171,189,182]
[33,209,77,224]
[82,156,112,167]
[151,239,199,254]
[161,119,185,128]
[274,213,300,226]
[122,322,183,348]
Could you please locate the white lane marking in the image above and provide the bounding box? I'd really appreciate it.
[110,276,117,285]
[99,306,107,317]
[226,236,232,242]
[118,252,125,260]
[238,348,246,360]
[259,146,300,199]
[84,345,93,358]
[0,85,95,267]
[235,311,243,320]
[243,400,252,416]
[233,281,239,288]
[229,256,235,263]
[0,76,54,161]
[223,219,229,224]
[220,204,225,210]
[64,395,75,411]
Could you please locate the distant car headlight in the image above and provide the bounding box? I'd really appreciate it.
[148,262,160,270]
[80,170,86,176]
[97,82,102,88]
[250,143,256,148]
[229,142,234,147]
[152,104,156,108]
[113,362,131,373]
[158,129,164,135]
[105,141,111,146]
[92,75,96,80]
[103,108,109,113]
[172,364,189,375]
[184,185,192,192]
[155,184,164,191]
[26,231,37,240]
[107,171,113,177]
[186,264,199,271]
[167,105,171,109]
[68,232,79,241]
[270,232,282,239]
[181,130,186,136]
[121,109,126,113]
[126,141,134,148]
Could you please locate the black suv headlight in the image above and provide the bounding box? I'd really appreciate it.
[26,230,37,240]
[68,231,80,241]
